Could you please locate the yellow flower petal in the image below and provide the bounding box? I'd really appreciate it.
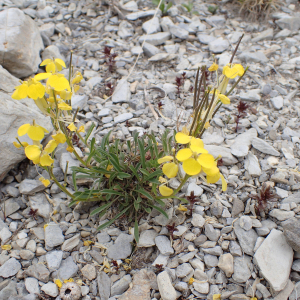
[34,73,52,81]
[175,132,191,144]
[68,122,77,131]
[218,94,230,105]
[54,279,63,288]
[25,145,41,160]
[182,158,201,175]
[208,63,219,72]
[203,166,219,176]
[188,278,195,285]
[162,162,178,178]
[66,145,74,153]
[1,244,12,251]
[58,102,72,110]
[13,141,29,148]
[221,174,227,191]
[159,176,167,183]
[39,177,50,187]
[18,124,30,136]
[40,153,54,166]
[197,153,215,169]
[47,75,70,91]
[46,62,56,73]
[157,156,174,164]
[223,66,237,79]
[27,84,39,100]
[235,64,245,76]
[78,125,85,133]
[44,140,58,154]
[176,148,192,162]
[18,83,29,98]
[52,132,66,144]
[12,89,22,100]
[55,58,66,68]
[189,145,208,154]
[178,204,187,212]
[83,240,93,246]
[44,224,48,230]
[60,90,72,100]
[40,59,52,66]
[207,172,221,184]
[159,185,173,196]
[27,125,45,141]
[190,137,204,148]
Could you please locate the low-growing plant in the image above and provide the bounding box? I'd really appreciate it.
[182,2,200,15]
[175,72,186,95]
[237,0,280,19]
[208,5,218,15]
[250,183,279,217]
[234,100,249,132]
[11,36,248,242]
[102,46,118,73]
[152,0,173,15]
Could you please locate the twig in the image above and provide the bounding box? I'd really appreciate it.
[144,88,158,120]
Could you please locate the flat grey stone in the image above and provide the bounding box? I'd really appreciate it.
[155,235,174,255]
[0,258,21,278]
[271,96,283,110]
[170,25,188,39]
[71,94,88,110]
[254,229,293,292]
[25,277,40,295]
[111,274,131,296]
[231,128,257,157]
[142,17,160,34]
[205,145,238,165]
[251,137,280,156]
[19,179,46,195]
[239,51,268,64]
[232,255,252,283]
[139,32,171,46]
[209,38,229,54]
[157,271,177,300]
[112,78,131,103]
[61,233,80,251]
[244,152,261,177]
[57,256,79,281]
[25,263,50,283]
[98,271,111,300]
[44,224,64,248]
[126,10,156,21]
[197,34,216,44]
[142,42,162,57]
[114,113,133,124]
[46,250,63,270]
[107,233,133,259]
[138,230,158,247]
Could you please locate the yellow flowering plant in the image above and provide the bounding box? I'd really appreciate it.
[157,35,248,197]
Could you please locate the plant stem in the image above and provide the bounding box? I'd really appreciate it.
[48,167,74,198]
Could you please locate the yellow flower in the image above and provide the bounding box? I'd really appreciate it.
[208,63,219,72]
[223,64,244,79]
[175,132,192,144]
[58,102,72,110]
[60,90,72,100]
[24,139,57,166]
[188,278,195,285]
[40,58,66,73]
[105,165,113,178]
[1,244,12,250]
[39,177,50,187]
[159,185,173,196]
[72,72,83,84]
[158,176,167,183]
[47,74,71,92]
[13,141,29,149]
[52,132,66,144]
[18,123,48,141]
[68,123,77,131]
[54,279,63,288]
[64,278,74,283]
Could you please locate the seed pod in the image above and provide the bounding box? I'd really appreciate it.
[60,282,81,300]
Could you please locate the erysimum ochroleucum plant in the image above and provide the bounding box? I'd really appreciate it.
[157,35,248,197]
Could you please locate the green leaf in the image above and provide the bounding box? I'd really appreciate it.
[117,172,131,180]
[166,1,173,11]
[101,189,123,196]
[155,198,166,207]
[101,131,111,149]
[144,207,151,214]
[137,188,153,201]
[140,169,150,177]
[108,154,121,172]
[134,219,139,243]
[149,205,168,218]
[90,201,113,216]
[160,2,165,12]
[152,0,160,5]
[134,200,140,211]
[174,196,189,203]
[84,122,95,144]
[148,178,161,185]
[146,169,162,181]
[138,138,146,169]
[97,206,130,230]
[129,165,141,182]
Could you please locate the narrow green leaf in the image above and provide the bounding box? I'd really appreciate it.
[155,198,166,207]
[144,207,151,213]
[137,188,153,201]
[90,201,113,216]
[129,165,141,182]
[84,122,95,143]
[146,169,162,181]
[166,1,173,11]
[134,219,139,243]
[134,200,140,211]
[174,196,189,203]
[117,172,131,180]
[149,205,169,219]
[140,169,150,177]
[138,138,146,169]
[97,207,130,230]
[101,189,123,196]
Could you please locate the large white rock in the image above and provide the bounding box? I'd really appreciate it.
[254,229,293,292]
[0,91,52,181]
[231,128,257,157]
[0,8,44,78]
[157,271,177,300]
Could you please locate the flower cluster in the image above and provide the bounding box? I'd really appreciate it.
[158,129,227,196]
[12,58,85,186]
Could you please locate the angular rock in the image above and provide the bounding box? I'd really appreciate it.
[0,258,21,278]
[234,221,258,255]
[142,17,160,34]
[19,180,46,195]
[81,264,96,280]
[0,65,20,93]
[155,235,174,255]
[218,253,234,277]
[138,230,158,247]
[61,233,80,251]
[25,277,40,294]
[60,152,80,175]
[170,25,189,39]
[209,38,229,54]
[142,42,162,57]
[254,229,293,292]
[45,224,64,248]
[26,263,50,283]
[239,51,268,64]
[139,32,171,46]
[114,113,133,124]
[205,145,238,165]
[107,233,133,259]
[157,271,177,300]
[57,256,79,281]
[126,10,156,21]
[0,8,44,78]
[276,17,300,31]
[251,137,280,156]
[28,193,51,218]
[111,274,132,296]
[232,255,252,283]
[98,271,111,300]
[41,282,58,297]
[231,128,257,157]
[269,209,294,221]
[252,28,273,42]
[112,78,131,103]
[46,250,63,270]
[282,218,300,252]
[244,152,261,177]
